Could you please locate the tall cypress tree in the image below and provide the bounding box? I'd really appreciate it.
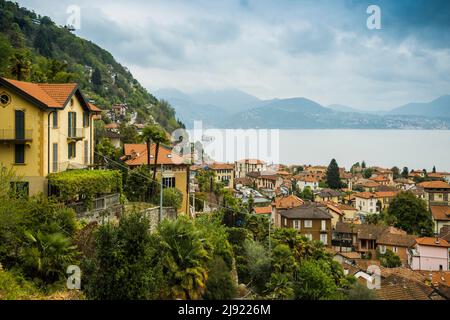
[326,159,341,189]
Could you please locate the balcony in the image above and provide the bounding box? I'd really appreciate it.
[0,129,33,143]
[67,128,85,141]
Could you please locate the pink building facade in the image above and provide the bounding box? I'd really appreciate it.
[408,238,450,271]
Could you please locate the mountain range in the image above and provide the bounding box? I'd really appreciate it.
[155,88,450,129]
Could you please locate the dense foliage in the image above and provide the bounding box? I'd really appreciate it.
[326,159,341,189]
[48,169,123,206]
[0,0,183,131]
[386,191,433,236]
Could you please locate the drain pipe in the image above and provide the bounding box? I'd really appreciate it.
[47,110,55,195]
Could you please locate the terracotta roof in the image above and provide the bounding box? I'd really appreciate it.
[415,237,450,248]
[418,181,450,189]
[439,226,450,242]
[354,192,377,199]
[208,163,234,170]
[370,175,389,182]
[1,77,76,108]
[254,206,272,215]
[376,274,436,300]
[236,159,265,165]
[326,203,345,216]
[123,144,185,166]
[124,144,147,155]
[87,102,102,112]
[377,233,416,247]
[274,195,304,209]
[336,251,361,259]
[374,191,398,198]
[298,176,319,183]
[431,272,450,287]
[430,206,450,221]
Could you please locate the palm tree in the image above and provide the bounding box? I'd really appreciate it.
[150,125,170,187]
[140,124,170,198]
[140,125,155,174]
[9,51,31,81]
[157,216,211,299]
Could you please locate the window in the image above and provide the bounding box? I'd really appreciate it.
[321,220,327,231]
[10,181,29,197]
[68,142,76,159]
[83,111,90,127]
[15,110,25,140]
[14,144,25,164]
[162,177,176,188]
[293,220,301,230]
[320,233,328,245]
[392,246,398,253]
[305,234,313,241]
[304,220,312,228]
[52,143,58,172]
[52,112,58,128]
[284,218,287,227]
[68,112,76,137]
[0,92,11,106]
[84,140,89,164]
[379,245,386,254]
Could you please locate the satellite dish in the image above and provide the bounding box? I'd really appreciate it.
[280,186,289,195]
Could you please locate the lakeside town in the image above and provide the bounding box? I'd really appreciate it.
[0,0,449,304]
[0,76,449,300]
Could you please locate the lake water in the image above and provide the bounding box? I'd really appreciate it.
[188,129,450,171]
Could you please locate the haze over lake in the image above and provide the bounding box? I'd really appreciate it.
[191,129,450,171]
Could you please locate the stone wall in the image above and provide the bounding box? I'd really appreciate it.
[140,206,178,231]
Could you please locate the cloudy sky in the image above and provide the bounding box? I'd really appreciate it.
[18,0,450,110]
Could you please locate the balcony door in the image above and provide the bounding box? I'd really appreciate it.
[15,110,25,140]
[68,112,76,137]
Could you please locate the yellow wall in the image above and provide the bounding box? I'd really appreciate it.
[0,84,95,195]
[157,165,190,215]
[214,169,234,188]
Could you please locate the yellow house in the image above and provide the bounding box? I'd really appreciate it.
[207,163,234,189]
[122,144,190,214]
[0,77,101,195]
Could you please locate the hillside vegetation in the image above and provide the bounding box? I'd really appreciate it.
[0,0,183,132]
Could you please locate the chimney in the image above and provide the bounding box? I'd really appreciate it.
[435,237,440,245]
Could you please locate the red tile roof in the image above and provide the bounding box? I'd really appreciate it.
[2,77,76,108]
[415,237,450,248]
[418,181,450,189]
[208,163,234,170]
[354,192,377,199]
[1,77,100,112]
[430,206,450,221]
[374,191,398,198]
[254,206,272,215]
[236,159,265,165]
[87,102,101,112]
[274,195,304,209]
[123,144,185,166]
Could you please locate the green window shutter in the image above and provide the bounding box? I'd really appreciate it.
[53,143,58,172]
[15,110,25,140]
[15,144,25,163]
[68,112,72,136]
[53,112,58,128]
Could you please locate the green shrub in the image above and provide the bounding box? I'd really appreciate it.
[203,256,236,300]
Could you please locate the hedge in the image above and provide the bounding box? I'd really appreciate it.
[48,169,123,207]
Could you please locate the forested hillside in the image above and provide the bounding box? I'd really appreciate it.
[0,0,183,131]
